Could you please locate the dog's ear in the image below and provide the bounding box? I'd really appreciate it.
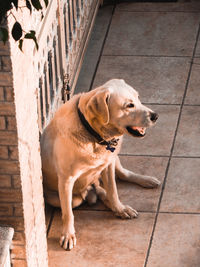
[87,89,110,125]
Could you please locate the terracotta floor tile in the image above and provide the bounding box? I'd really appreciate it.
[103,12,199,56]
[116,0,200,12]
[121,105,180,156]
[117,156,168,212]
[160,158,200,213]
[48,210,155,267]
[173,106,200,157]
[93,56,190,104]
[147,213,200,267]
[75,6,113,93]
[78,156,168,213]
[185,58,200,105]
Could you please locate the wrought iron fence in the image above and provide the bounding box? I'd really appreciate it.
[35,0,100,132]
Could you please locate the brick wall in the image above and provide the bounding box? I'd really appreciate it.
[0,40,26,266]
[0,6,48,267]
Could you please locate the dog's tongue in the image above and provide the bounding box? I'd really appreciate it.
[131,127,146,135]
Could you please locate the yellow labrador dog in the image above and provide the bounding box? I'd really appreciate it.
[41,79,160,250]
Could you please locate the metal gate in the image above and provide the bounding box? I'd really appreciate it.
[35,0,100,132]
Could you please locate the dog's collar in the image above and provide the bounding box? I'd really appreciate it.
[77,107,119,153]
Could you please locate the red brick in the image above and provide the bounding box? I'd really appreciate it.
[6,116,16,130]
[0,41,10,56]
[0,203,13,216]
[11,245,26,259]
[11,259,27,267]
[0,131,17,145]
[0,116,6,129]
[0,145,8,159]
[0,159,19,174]
[0,102,15,115]
[4,87,14,102]
[0,71,13,86]
[12,175,22,189]
[8,145,18,160]
[0,87,4,100]
[13,231,25,245]
[0,216,24,231]
[1,56,12,71]
[0,174,11,187]
[0,188,22,203]
[13,203,23,217]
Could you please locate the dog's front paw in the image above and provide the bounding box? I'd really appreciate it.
[60,232,76,250]
[115,204,138,219]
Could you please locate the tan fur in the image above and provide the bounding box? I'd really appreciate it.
[41,79,160,250]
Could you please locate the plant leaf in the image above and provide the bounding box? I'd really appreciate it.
[43,0,48,8]
[41,11,44,20]
[18,39,23,51]
[30,30,36,35]
[11,21,22,41]
[24,30,35,39]
[0,1,12,13]
[0,27,9,44]
[0,1,12,24]
[26,0,32,13]
[32,36,39,50]
[25,31,39,50]
[31,0,42,10]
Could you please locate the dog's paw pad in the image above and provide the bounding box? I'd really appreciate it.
[60,233,76,250]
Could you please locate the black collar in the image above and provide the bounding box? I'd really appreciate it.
[77,107,119,153]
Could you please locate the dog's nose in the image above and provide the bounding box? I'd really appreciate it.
[150,112,158,122]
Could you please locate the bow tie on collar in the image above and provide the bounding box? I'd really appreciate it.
[77,107,119,153]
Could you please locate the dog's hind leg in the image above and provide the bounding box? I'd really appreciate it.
[115,156,161,188]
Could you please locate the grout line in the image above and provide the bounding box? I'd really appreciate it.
[144,21,200,267]
[172,155,200,159]
[119,153,200,159]
[119,153,169,158]
[76,208,200,215]
[101,54,192,58]
[156,211,200,215]
[46,207,55,237]
[89,2,117,91]
[76,209,154,214]
[114,9,200,14]
[142,103,180,106]
[142,103,200,106]
[139,211,200,215]
[76,208,111,213]
[183,104,200,107]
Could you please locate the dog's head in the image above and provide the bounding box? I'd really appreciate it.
[79,79,158,138]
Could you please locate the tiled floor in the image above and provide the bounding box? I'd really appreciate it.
[46,1,200,266]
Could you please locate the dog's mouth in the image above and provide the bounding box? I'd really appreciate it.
[126,126,146,137]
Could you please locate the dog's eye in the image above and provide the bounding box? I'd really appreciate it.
[127,103,135,108]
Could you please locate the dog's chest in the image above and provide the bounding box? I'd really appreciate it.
[73,155,113,194]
